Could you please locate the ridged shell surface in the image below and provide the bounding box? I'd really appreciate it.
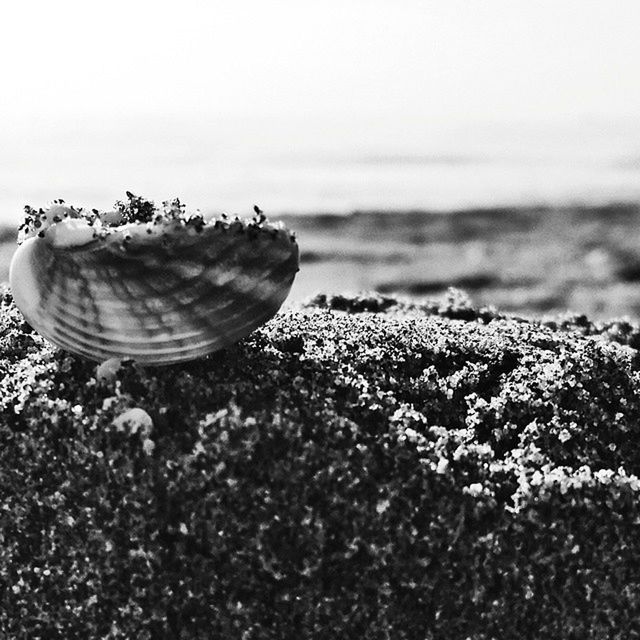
[9,206,299,365]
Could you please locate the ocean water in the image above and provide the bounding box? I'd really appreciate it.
[1,114,639,224]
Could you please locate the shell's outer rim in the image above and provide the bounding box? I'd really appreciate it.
[9,238,42,328]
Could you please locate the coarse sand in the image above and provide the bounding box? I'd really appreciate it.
[2,286,640,637]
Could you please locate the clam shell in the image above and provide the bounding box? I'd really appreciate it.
[9,206,299,365]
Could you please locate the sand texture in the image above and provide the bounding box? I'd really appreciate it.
[1,286,640,637]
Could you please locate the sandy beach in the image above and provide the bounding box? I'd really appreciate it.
[2,286,640,636]
[5,0,640,635]
[2,193,640,636]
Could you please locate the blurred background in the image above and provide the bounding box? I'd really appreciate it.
[2,0,640,318]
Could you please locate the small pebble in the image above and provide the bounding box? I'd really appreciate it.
[112,408,154,436]
[96,358,126,383]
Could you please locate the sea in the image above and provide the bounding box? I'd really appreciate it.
[1,113,640,224]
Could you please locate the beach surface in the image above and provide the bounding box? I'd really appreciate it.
[1,287,640,637]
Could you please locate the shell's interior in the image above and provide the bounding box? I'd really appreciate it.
[9,195,299,365]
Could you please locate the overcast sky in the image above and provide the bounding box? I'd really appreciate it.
[2,0,640,125]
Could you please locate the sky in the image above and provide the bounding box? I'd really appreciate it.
[1,1,640,218]
[2,0,640,124]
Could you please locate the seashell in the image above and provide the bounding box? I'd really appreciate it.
[9,196,299,365]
